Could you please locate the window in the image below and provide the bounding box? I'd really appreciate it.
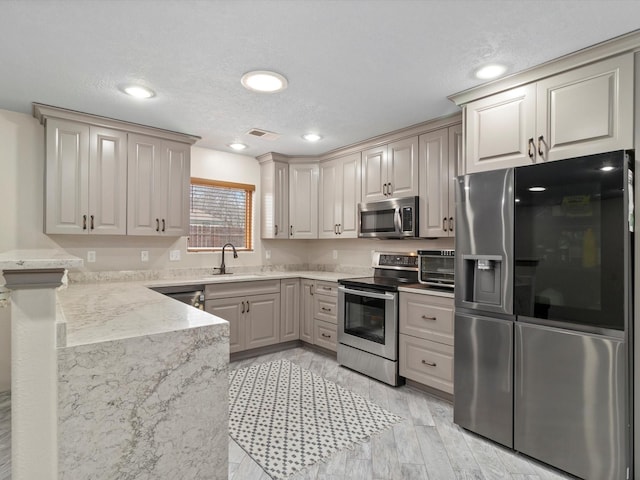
[188,178,254,251]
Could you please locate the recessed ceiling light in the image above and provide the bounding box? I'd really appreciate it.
[302,133,322,142]
[241,70,288,93]
[475,64,507,80]
[121,85,155,99]
[528,186,546,192]
[228,143,248,151]
[600,165,615,172]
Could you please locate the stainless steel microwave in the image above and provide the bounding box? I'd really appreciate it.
[358,196,418,238]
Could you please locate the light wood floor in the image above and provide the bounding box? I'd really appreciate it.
[229,346,575,480]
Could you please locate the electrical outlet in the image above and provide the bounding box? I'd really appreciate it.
[169,250,181,261]
[141,250,149,262]
[332,249,338,260]
[265,250,271,260]
[87,251,96,263]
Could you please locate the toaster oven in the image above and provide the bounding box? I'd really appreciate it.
[418,249,455,289]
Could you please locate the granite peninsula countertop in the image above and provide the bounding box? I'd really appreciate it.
[55,270,360,348]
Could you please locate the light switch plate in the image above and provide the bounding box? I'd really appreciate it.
[332,249,338,260]
[169,250,181,261]
[87,251,96,263]
[265,250,271,260]
[141,250,149,262]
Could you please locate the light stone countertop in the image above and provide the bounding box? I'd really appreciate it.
[56,270,360,348]
[0,249,83,271]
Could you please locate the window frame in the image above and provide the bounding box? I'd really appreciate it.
[188,177,255,252]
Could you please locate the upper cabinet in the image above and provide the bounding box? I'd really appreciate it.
[35,104,199,236]
[44,118,127,235]
[289,163,318,239]
[260,160,289,239]
[419,124,462,238]
[127,134,191,236]
[464,53,633,173]
[318,152,361,238]
[361,136,418,202]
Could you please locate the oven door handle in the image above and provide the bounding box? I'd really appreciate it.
[339,286,396,301]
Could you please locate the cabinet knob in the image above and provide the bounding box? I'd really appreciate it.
[421,360,437,367]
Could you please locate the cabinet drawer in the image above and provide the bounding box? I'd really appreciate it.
[399,292,454,345]
[399,334,453,394]
[205,279,280,300]
[314,293,337,324]
[314,281,338,297]
[314,319,337,352]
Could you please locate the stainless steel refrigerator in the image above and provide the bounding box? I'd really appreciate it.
[454,151,633,480]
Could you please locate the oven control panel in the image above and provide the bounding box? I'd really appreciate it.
[375,252,418,270]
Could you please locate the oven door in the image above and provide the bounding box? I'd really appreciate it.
[338,286,398,360]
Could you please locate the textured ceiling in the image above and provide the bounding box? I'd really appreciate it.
[1,0,639,157]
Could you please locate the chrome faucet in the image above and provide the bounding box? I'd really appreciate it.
[216,243,238,275]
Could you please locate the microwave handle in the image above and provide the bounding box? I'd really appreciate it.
[339,286,396,301]
[395,208,402,232]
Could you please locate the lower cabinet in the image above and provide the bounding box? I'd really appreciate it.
[314,320,337,351]
[299,279,338,352]
[300,279,315,344]
[399,291,454,394]
[205,280,281,354]
[280,278,300,342]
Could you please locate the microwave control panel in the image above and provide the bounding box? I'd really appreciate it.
[401,207,413,232]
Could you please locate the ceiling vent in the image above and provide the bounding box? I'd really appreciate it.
[246,128,280,141]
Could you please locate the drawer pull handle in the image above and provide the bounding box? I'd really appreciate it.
[321,307,332,312]
[83,214,87,230]
[421,315,437,321]
[321,333,332,338]
[422,360,437,367]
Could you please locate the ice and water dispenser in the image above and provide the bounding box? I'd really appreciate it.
[459,254,505,308]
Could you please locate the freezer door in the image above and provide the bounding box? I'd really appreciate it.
[515,322,628,480]
[455,168,514,316]
[454,312,513,448]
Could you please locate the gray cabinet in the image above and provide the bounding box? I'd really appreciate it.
[289,163,318,238]
[464,54,633,173]
[260,159,289,239]
[300,279,315,344]
[318,152,361,238]
[205,280,281,353]
[399,292,454,394]
[362,137,418,202]
[280,278,300,342]
[418,124,461,237]
[44,119,127,235]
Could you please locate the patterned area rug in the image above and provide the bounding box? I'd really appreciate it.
[229,359,402,479]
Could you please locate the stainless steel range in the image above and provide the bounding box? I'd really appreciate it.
[337,251,418,386]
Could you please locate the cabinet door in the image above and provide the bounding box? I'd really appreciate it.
[260,161,289,239]
[387,137,418,198]
[318,159,339,238]
[300,280,314,344]
[89,127,127,235]
[338,152,361,237]
[289,164,318,238]
[280,279,300,342]
[161,140,190,236]
[419,128,449,237]
[536,54,633,162]
[45,118,90,234]
[465,85,536,173]
[361,145,387,202]
[245,293,281,350]
[205,297,245,353]
[127,134,163,235]
[448,123,463,236]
